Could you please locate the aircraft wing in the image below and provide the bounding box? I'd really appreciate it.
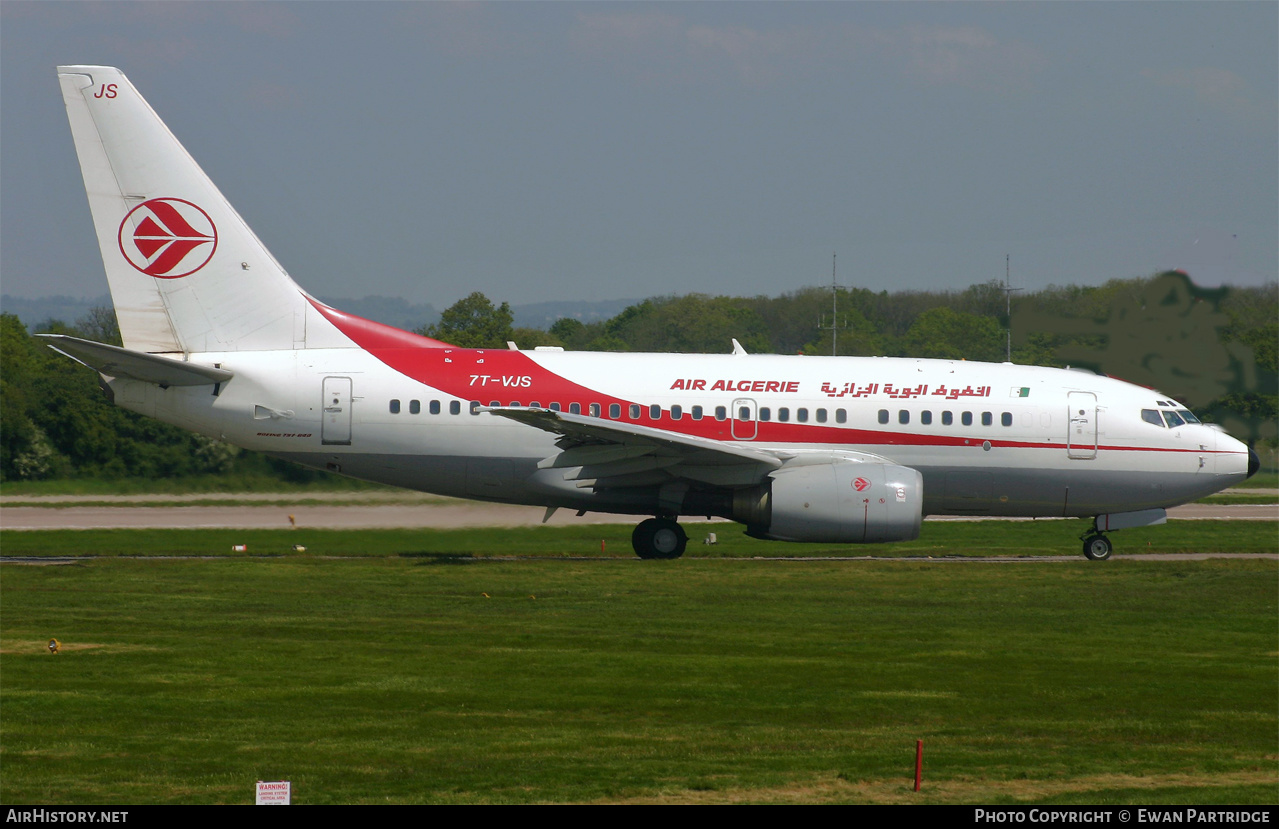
[486,407,785,488]
[38,335,234,387]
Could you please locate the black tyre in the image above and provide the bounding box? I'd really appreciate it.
[632,518,688,560]
[1082,534,1113,561]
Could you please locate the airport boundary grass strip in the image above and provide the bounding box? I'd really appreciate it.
[1,557,1275,804]
[0,474,397,497]
[2,519,1276,558]
[3,472,1273,499]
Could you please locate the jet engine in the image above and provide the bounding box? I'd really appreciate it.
[731,461,923,543]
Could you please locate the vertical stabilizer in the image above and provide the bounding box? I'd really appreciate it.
[58,66,308,354]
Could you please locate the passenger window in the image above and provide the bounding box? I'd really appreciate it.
[835,409,847,424]
[899,410,910,425]
[650,404,661,420]
[759,407,771,422]
[609,403,621,418]
[981,412,992,426]
[920,411,932,425]
[529,401,540,409]
[942,411,953,426]
[629,404,641,419]
[589,403,601,417]
[778,408,789,422]
[716,406,728,421]
[1001,412,1012,427]
[816,408,827,423]
[878,409,889,425]
[469,401,481,415]
[550,402,562,412]
[670,405,683,420]
[738,406,752,421]
[797,408,808,423]
[389,399,401,414]
[489,400,500,408]
[449,400,461,415]
[409,400,420,414]
[429,400,441,415]
[962,412,973,426]
[691,406,704,420]
[570,402,581,415]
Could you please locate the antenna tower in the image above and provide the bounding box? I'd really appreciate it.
[1002,254,1023,362]
[816,253,844,356]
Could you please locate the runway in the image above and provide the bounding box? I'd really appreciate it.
[1,493,1274,530]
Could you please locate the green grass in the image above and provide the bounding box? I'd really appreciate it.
[1237,472,1278,491]
[1196,493,1278,505]
[2,554,1275,804]
[1,495,453,508]
[2,519,1275,559]
[0,473,396,497]
[4,467,1271,499]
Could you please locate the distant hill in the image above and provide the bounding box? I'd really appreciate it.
[2,295,111,328]
[4,293,642,333]
[316,296,440,333]
[510,298,641,329]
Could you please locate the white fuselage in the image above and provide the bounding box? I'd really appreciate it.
[110,345,1250,520]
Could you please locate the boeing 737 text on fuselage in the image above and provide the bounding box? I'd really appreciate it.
[45,66,1259,560]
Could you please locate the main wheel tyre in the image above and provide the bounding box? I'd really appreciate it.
[1082,534,1113,561]
[632,518,688,560]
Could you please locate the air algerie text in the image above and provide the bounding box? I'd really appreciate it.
[670,379,800,393]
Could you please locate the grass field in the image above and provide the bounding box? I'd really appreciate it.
[2,523,1276,804]
[0,473,396,497]
[2,519,1276,559]
[2,471,1274,500]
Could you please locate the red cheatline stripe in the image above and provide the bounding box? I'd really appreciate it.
[310,299,1247,457]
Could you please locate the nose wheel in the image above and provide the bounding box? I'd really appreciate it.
[1082,533,1113,561]
[632,518,687,560]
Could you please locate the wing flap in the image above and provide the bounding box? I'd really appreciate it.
[486,407,783,488]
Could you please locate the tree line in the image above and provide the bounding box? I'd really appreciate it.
[3,272,1274,483]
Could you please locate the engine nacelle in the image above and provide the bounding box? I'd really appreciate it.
[734,461,923,543]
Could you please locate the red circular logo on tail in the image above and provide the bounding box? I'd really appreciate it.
[118,198,217,278]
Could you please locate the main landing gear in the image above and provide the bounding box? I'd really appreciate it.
[1081,532,1113,561]
[632,517,688,560]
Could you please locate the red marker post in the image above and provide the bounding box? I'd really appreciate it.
[914,740,923,791]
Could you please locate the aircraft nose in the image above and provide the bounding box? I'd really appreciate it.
[1247,447,1260,479]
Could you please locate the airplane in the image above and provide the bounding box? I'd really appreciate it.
[44,65,1259,561]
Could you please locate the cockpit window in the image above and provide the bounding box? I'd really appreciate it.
[1162,410,1185,428]
[1177,409,1201,424]
[1141,409,1164,427]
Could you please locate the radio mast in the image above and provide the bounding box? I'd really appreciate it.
[1003,254,1022,362]
[816,253,843,356]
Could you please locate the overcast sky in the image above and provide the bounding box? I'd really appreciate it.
[2,2,1275,309]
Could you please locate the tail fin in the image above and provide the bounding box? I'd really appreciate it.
[58,65,308,354]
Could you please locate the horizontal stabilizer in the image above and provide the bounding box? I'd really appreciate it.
[38,335,233,387]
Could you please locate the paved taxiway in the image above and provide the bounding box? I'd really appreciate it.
[1,493,1274,530]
